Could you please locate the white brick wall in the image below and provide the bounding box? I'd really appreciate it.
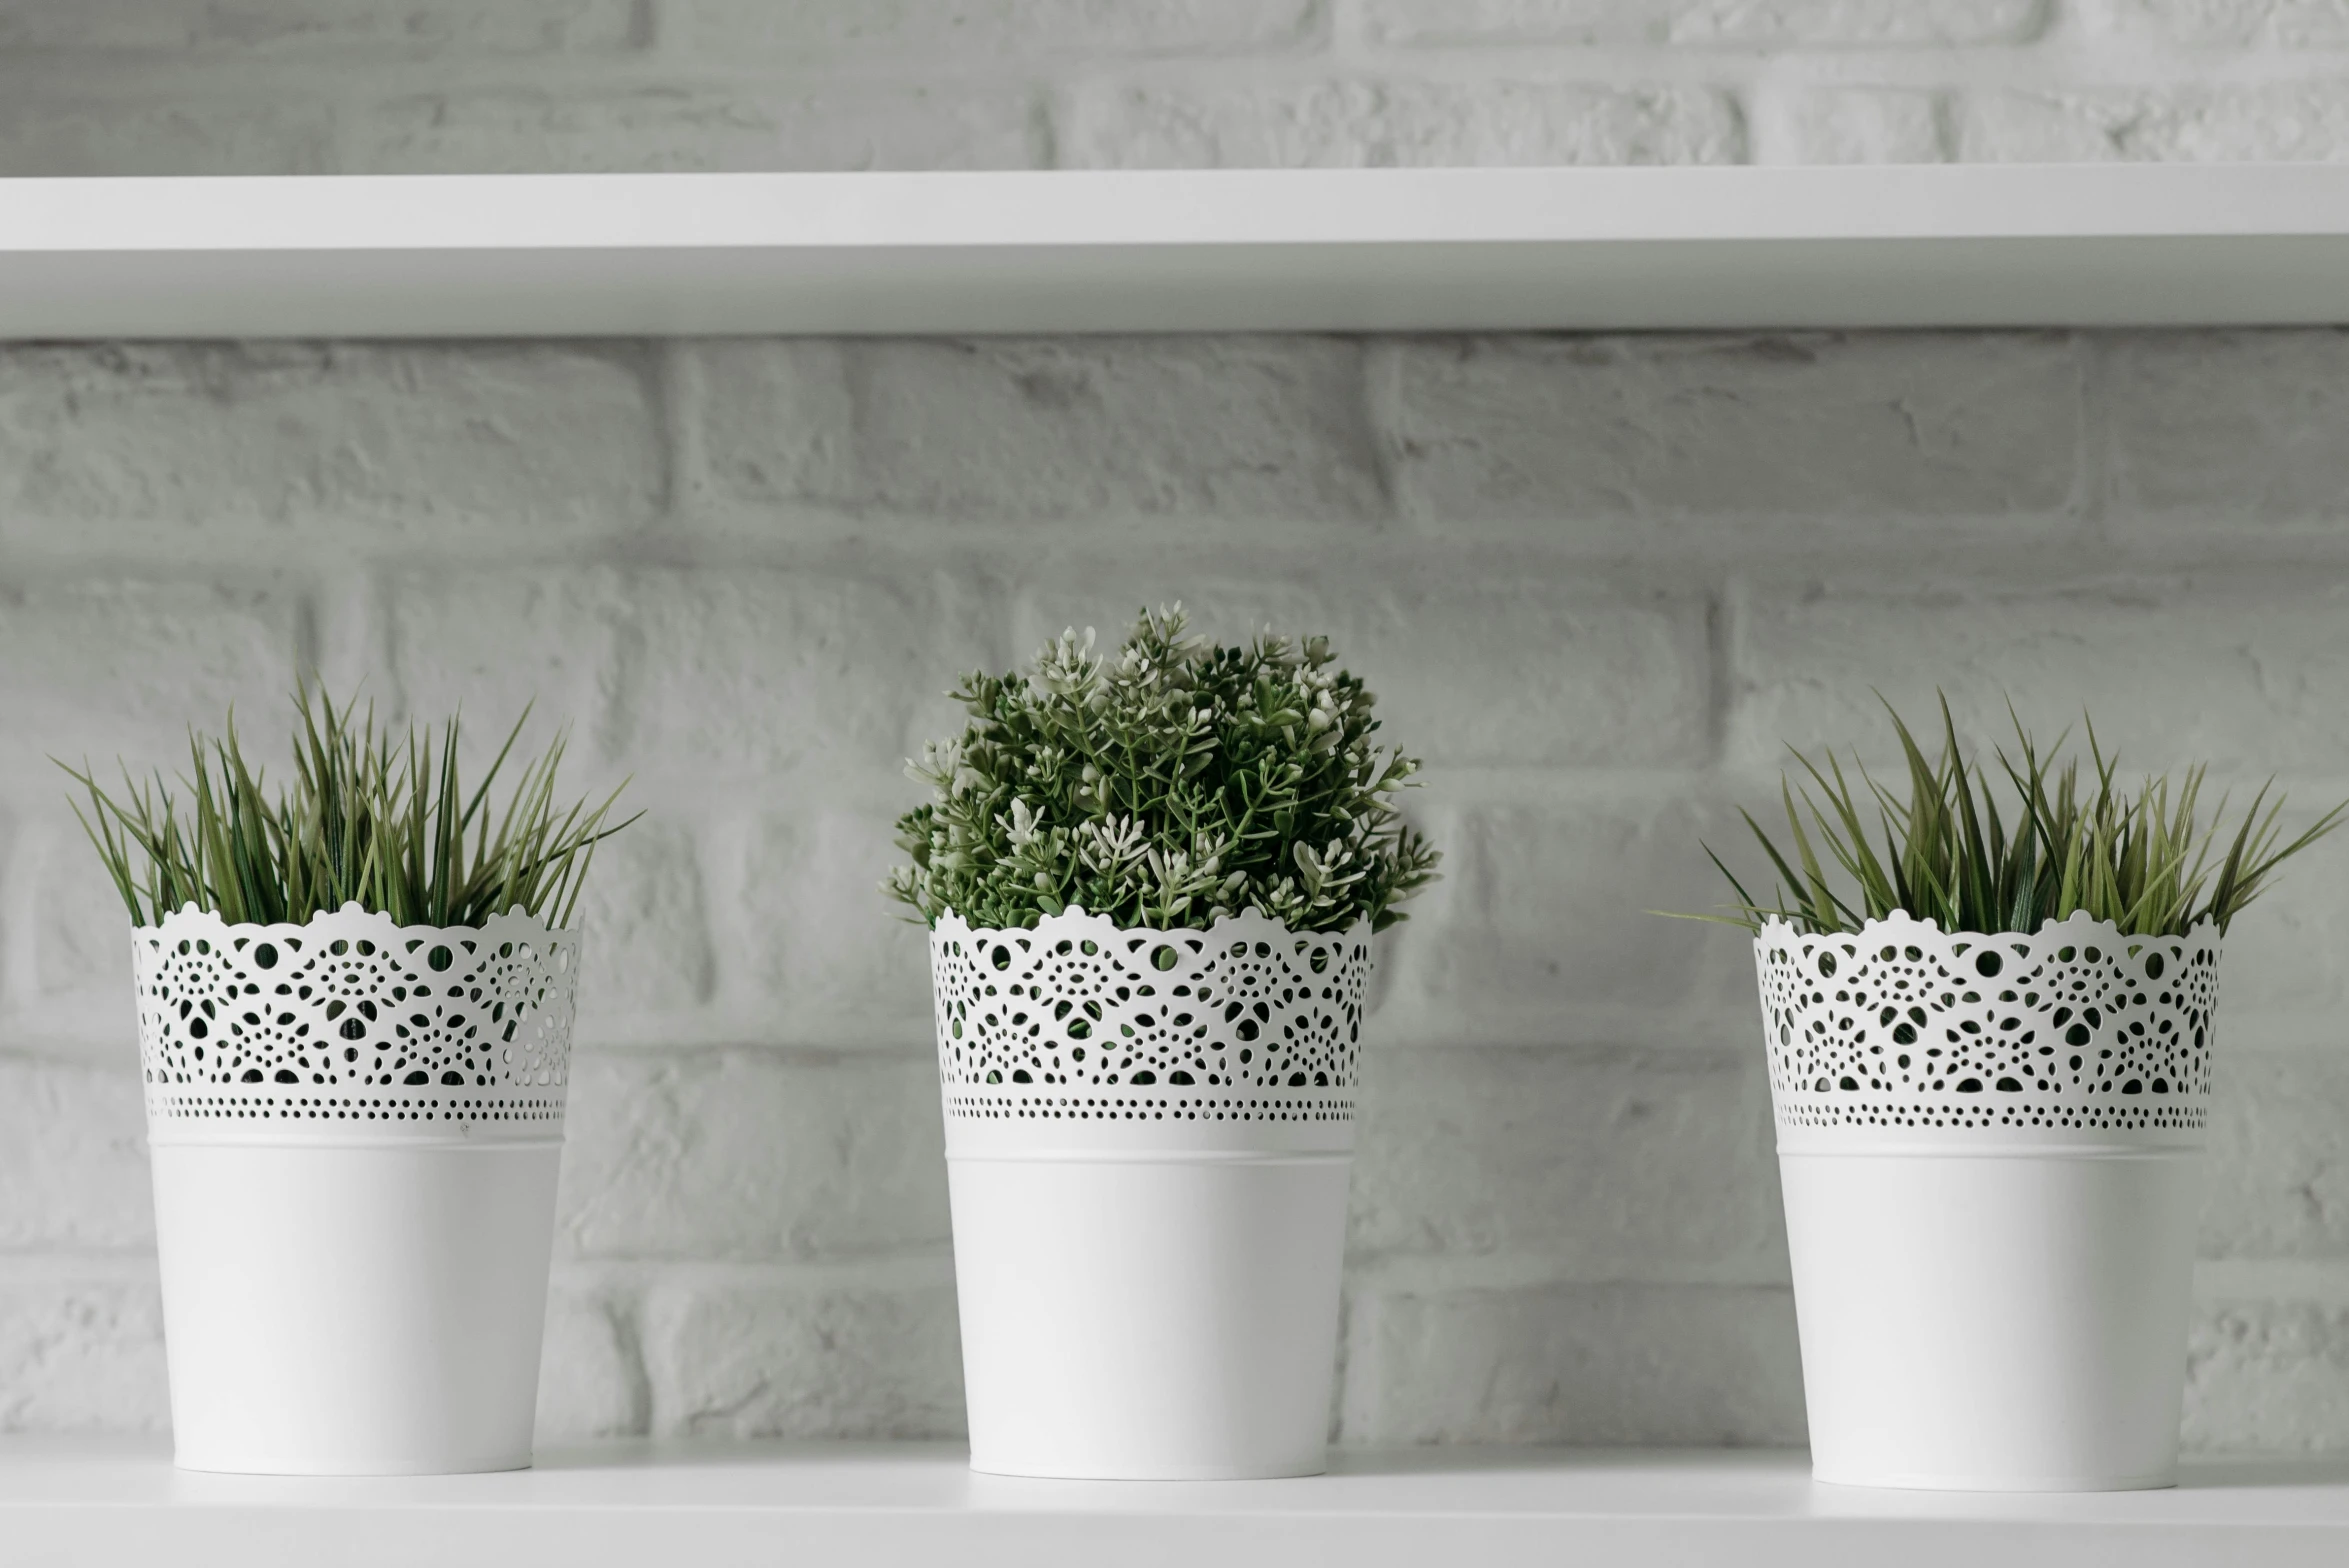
[4,4,2349,1455]
[17,0,2349,174]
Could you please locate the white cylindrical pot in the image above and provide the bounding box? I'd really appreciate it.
[1756,912,2219,1491]
[931,909,1370,1480]
[134,904,578,1475]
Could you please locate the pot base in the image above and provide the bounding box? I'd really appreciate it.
[171,1451,535,1477]
[968,1457,1330,1482]
[152,1139,562,1477]
[1782,1146,2201,1494]
[1811,1467,2178,1493]
[948,1149,1349,1483]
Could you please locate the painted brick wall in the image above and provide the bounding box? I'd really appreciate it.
[5,5,2349,1453]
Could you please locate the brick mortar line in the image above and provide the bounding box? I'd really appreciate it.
[1347,1253,1793,1294]
[6,44,2349,113]
[12,528,2349,589]
[2195,1258,2349,1305]
[1119,38,2349,91]
[3,31,2343,78]
[0,1252,157,1283]
[565,1253,955,1291]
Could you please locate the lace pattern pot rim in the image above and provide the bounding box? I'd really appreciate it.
[139,901,574,945]
[931,905,1370,946]
[1754,910,2221,946]
[929,904,1371,1125]
[135,903,578,1136]
[1753,909,2220,1137]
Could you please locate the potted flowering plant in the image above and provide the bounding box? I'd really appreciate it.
[65,689,633,1476]
[889,607,1437,1479]
[1690,700,2341,1492]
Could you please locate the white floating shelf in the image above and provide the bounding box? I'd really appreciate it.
[6,1439,2349,1567]
[3,164,2349,337]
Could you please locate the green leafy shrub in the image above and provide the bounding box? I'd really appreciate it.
[63,687,637,929]
[887,606,1439,933]
[1692,698,2344,938]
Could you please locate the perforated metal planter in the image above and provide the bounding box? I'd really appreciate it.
[134,904,578,1475]
[930,907,1371,1479]
[1755,912,2218,1491]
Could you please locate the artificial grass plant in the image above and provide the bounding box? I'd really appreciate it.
[62,685,636,929]
[1690,697,2344,939]
[887,605,1439,933]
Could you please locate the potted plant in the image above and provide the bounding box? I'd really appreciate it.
[65,690,633,1476]
[888,607,1438,1479]
[1688,700,2341,1491]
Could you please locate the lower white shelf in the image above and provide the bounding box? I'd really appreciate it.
[4,1439,2346,1567]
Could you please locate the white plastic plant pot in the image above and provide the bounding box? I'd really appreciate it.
[134,904,578,1476]
[930,907,1370,1481]
[1756,912,2218,1492]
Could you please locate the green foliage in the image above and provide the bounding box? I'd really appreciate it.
[886,606,1440,934]
[61,686,638,929]
[1689,697,2345,939]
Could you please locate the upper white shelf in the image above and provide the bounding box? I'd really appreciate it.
[2,164,2348,338]
[6,1439,2349,1568]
